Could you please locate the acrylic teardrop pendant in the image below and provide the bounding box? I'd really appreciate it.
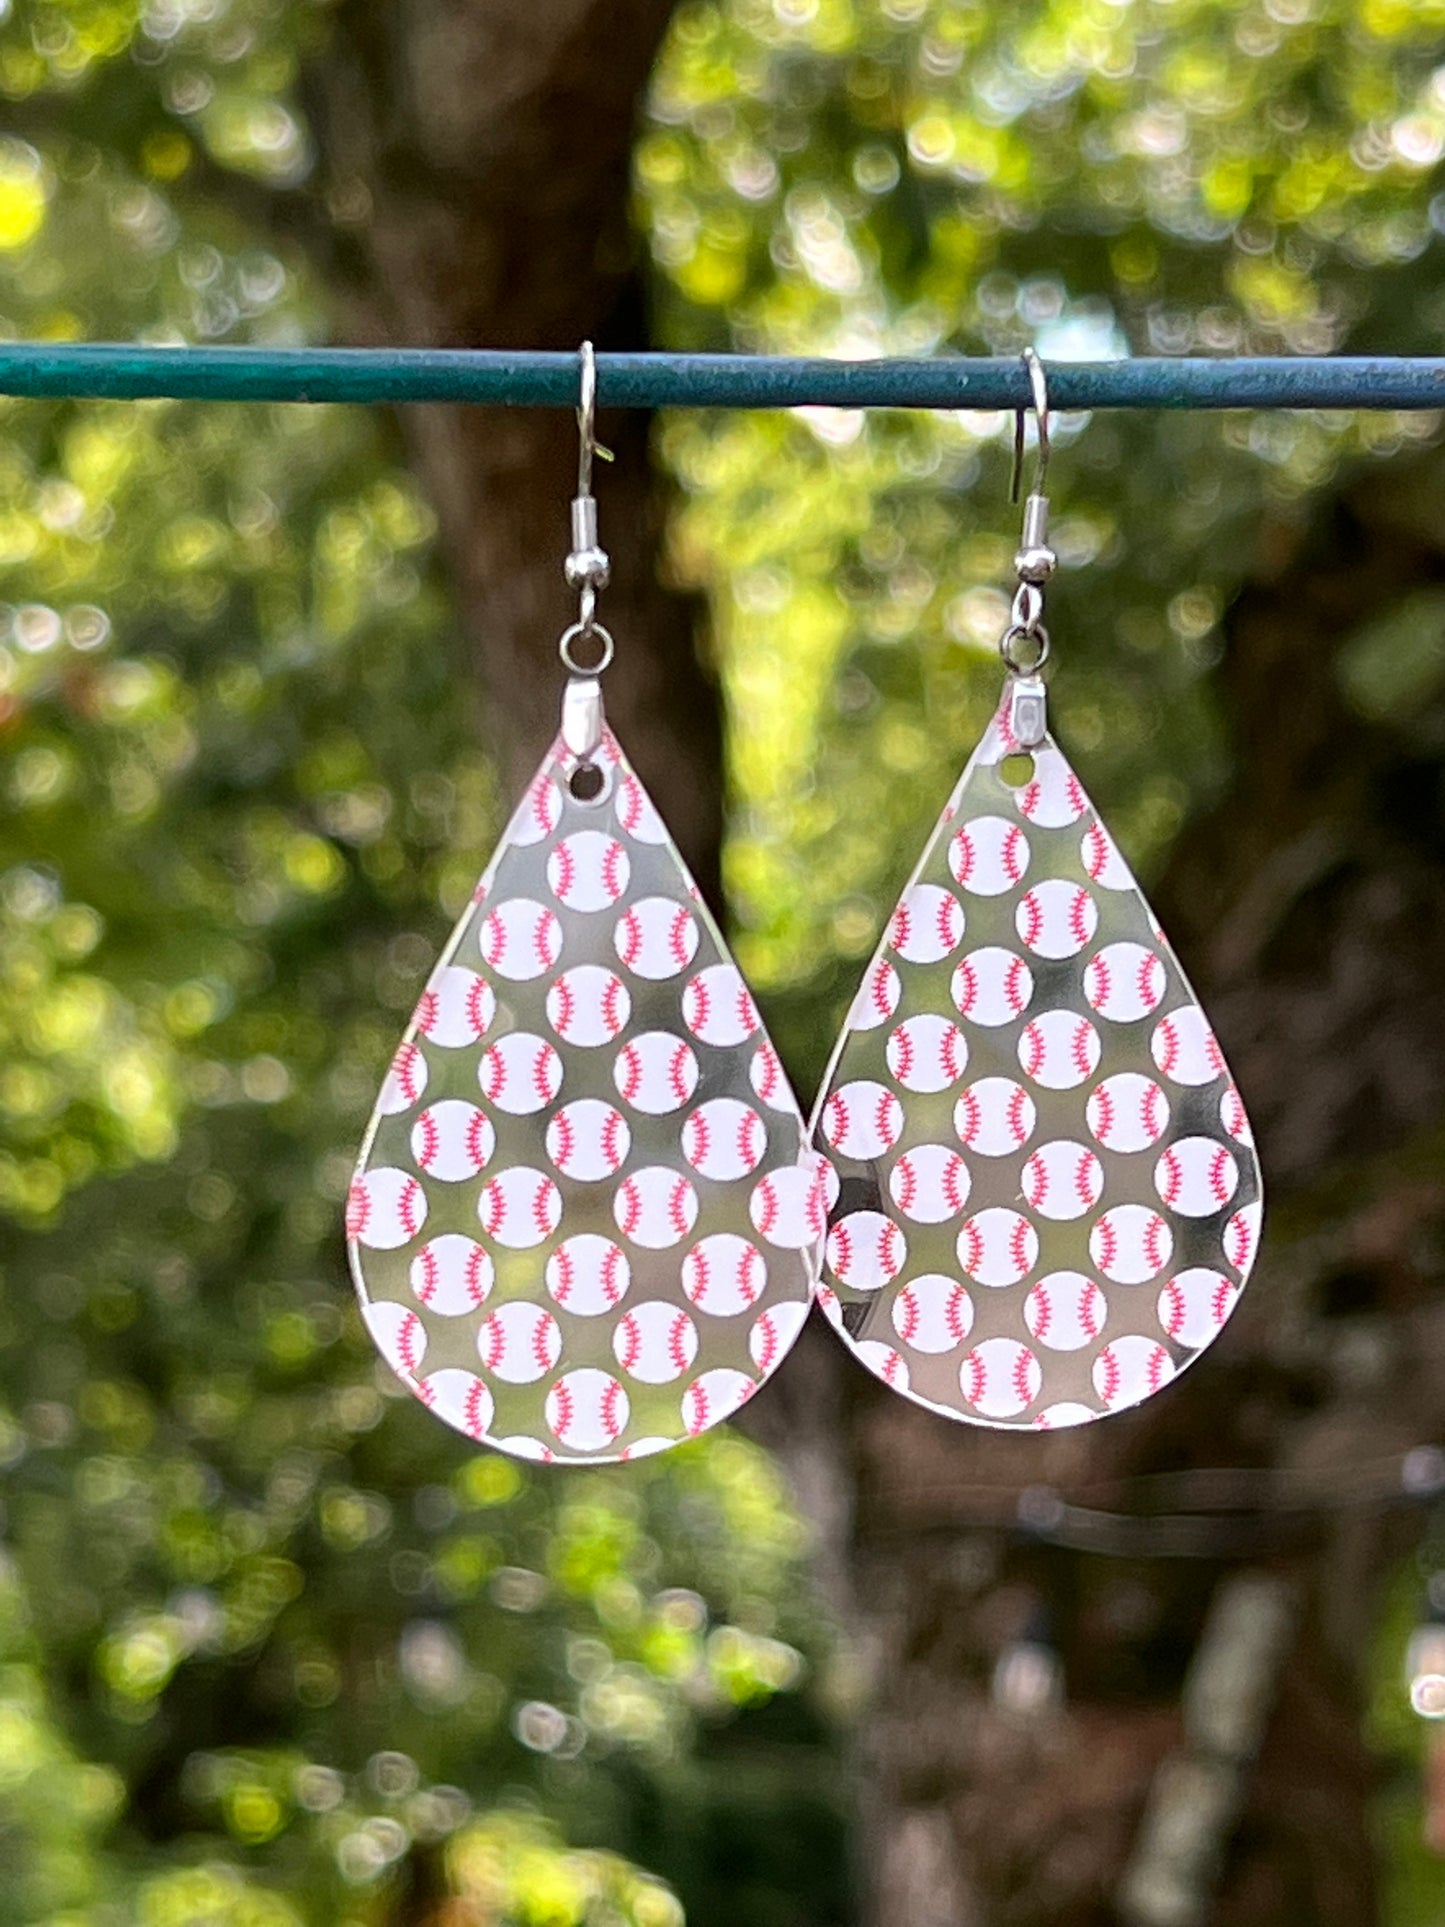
[347,726,824,1462]
[811,679,1263,1429]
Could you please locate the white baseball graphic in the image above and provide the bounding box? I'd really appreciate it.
[1084,942,1166,1023]
[613,896,700,980]
[611,1302,699,1385]
[826,1210,907,1291]
[1017,1010,1101,1090]
[1224,1200,1261,1273]
[1089,1203,1173,1284]
[820,1079,905,1161]
[1158,1268,1239,1348]
[886,1014,968,1093]
[855,1339,910,1390]
[888,883,965,964]
[1081,820,1133,889]
[959,1337,1042,1419]
[749,1163,828,1250]
[954,1076,1037,1157]
[347,1168,426,1250]
[1015,879,1098,960]
[546,830,630,912]
[505,771,562,847]
[1154,1136,1239,1216]
[956,1208,1038,1288]
[546,964,631,1047]
[1093,1333,1175,1411]
[749,1040,789,1111]
[1017,749,1086,827]
[889,1142,971,1224]
[616,770,668,843]
[364,1299,427,1378]
[748,1300,809,1374]
[546,1368,629,1451]
[477,1301,562,1384]
[546,1234,631,1316]
[681,1098,768,1183]
[613,1031,699,1115]
[411,1101,495,1182]
[479,1031,564,1115]
[891,1274,974,1353]
[951,946,1034,1027]
[1034,1402,1096,1431]
[949,814,1029,896]
[488,1433,554,1462]
[1086,1073,1170,1154]
[848,955,902,1031]
[682,964,760,1048]
[1022,1138,1104,1221]
[1219,1084,1253,1147]
[681,1367,755,1436]
[378,1042,428,1115]
[479,896,562,981]
[682,1232,768,1316]
[546,1099,632,1182]
[420,1367,494,1440]
[613,1165,700,1249]
[414,965,496,1048]
[410,1234,495,1315]
[477,1166,562,1249]
[1150,1005,1225,1086]
[1024,1271,1106,1351]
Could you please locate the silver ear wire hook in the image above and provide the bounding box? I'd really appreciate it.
[1010,347,1051,505]
[559,342,614,752]
[999,348,1057,748]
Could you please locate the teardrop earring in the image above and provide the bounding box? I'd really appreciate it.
[347,345,824,1463]
[812,351,1262,1429]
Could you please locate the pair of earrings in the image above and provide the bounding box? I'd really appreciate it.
[347,349,1263,1463]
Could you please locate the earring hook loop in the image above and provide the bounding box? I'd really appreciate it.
[1010,348,1051,504]
[577,341,597,498]
[575,342,613,497]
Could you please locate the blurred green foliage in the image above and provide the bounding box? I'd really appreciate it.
[0,1,842,1921]
[3,0,1445,1917]
[639,0,1445,1059]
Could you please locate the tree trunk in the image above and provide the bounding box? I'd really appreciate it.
[301,0,721,904]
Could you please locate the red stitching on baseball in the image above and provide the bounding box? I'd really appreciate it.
[1009,1217,1031,1277]
[551,1380,574,1436]
[1007,956,1028,1013]
[532,1314,556,1374]
[554,844,575,901]
[603,842,624,899]
[1145,1215,1167,1273]
[1073,1020,1094,1081]
[1101,1348,1120,1404]
[669,1315,690,1374]
[534,1179,556,1240]
[1210,1145,1231,1205]
[347,1182,369,1238]
[1138,951,1158,1012]
[670,1178,692,1239]
[671,906,692,968]
[467,1112,490,1169]
[1088,957,1110,1011]
[1012,1346,1034,1407]
[1070,889,1091,948]
[415,990,438,1034]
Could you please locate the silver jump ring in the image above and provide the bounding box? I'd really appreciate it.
[1001,623,1050,673]
[559,620,615,676]
[1011,581,1045,633]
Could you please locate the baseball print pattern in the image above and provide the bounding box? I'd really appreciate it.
[349,729,822,1463]
[811,692,1263,1429]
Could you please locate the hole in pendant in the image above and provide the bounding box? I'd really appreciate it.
[999,752,1036,789]
[569,762,607,803]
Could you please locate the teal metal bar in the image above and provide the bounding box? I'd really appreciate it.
[0,344,1443,410]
